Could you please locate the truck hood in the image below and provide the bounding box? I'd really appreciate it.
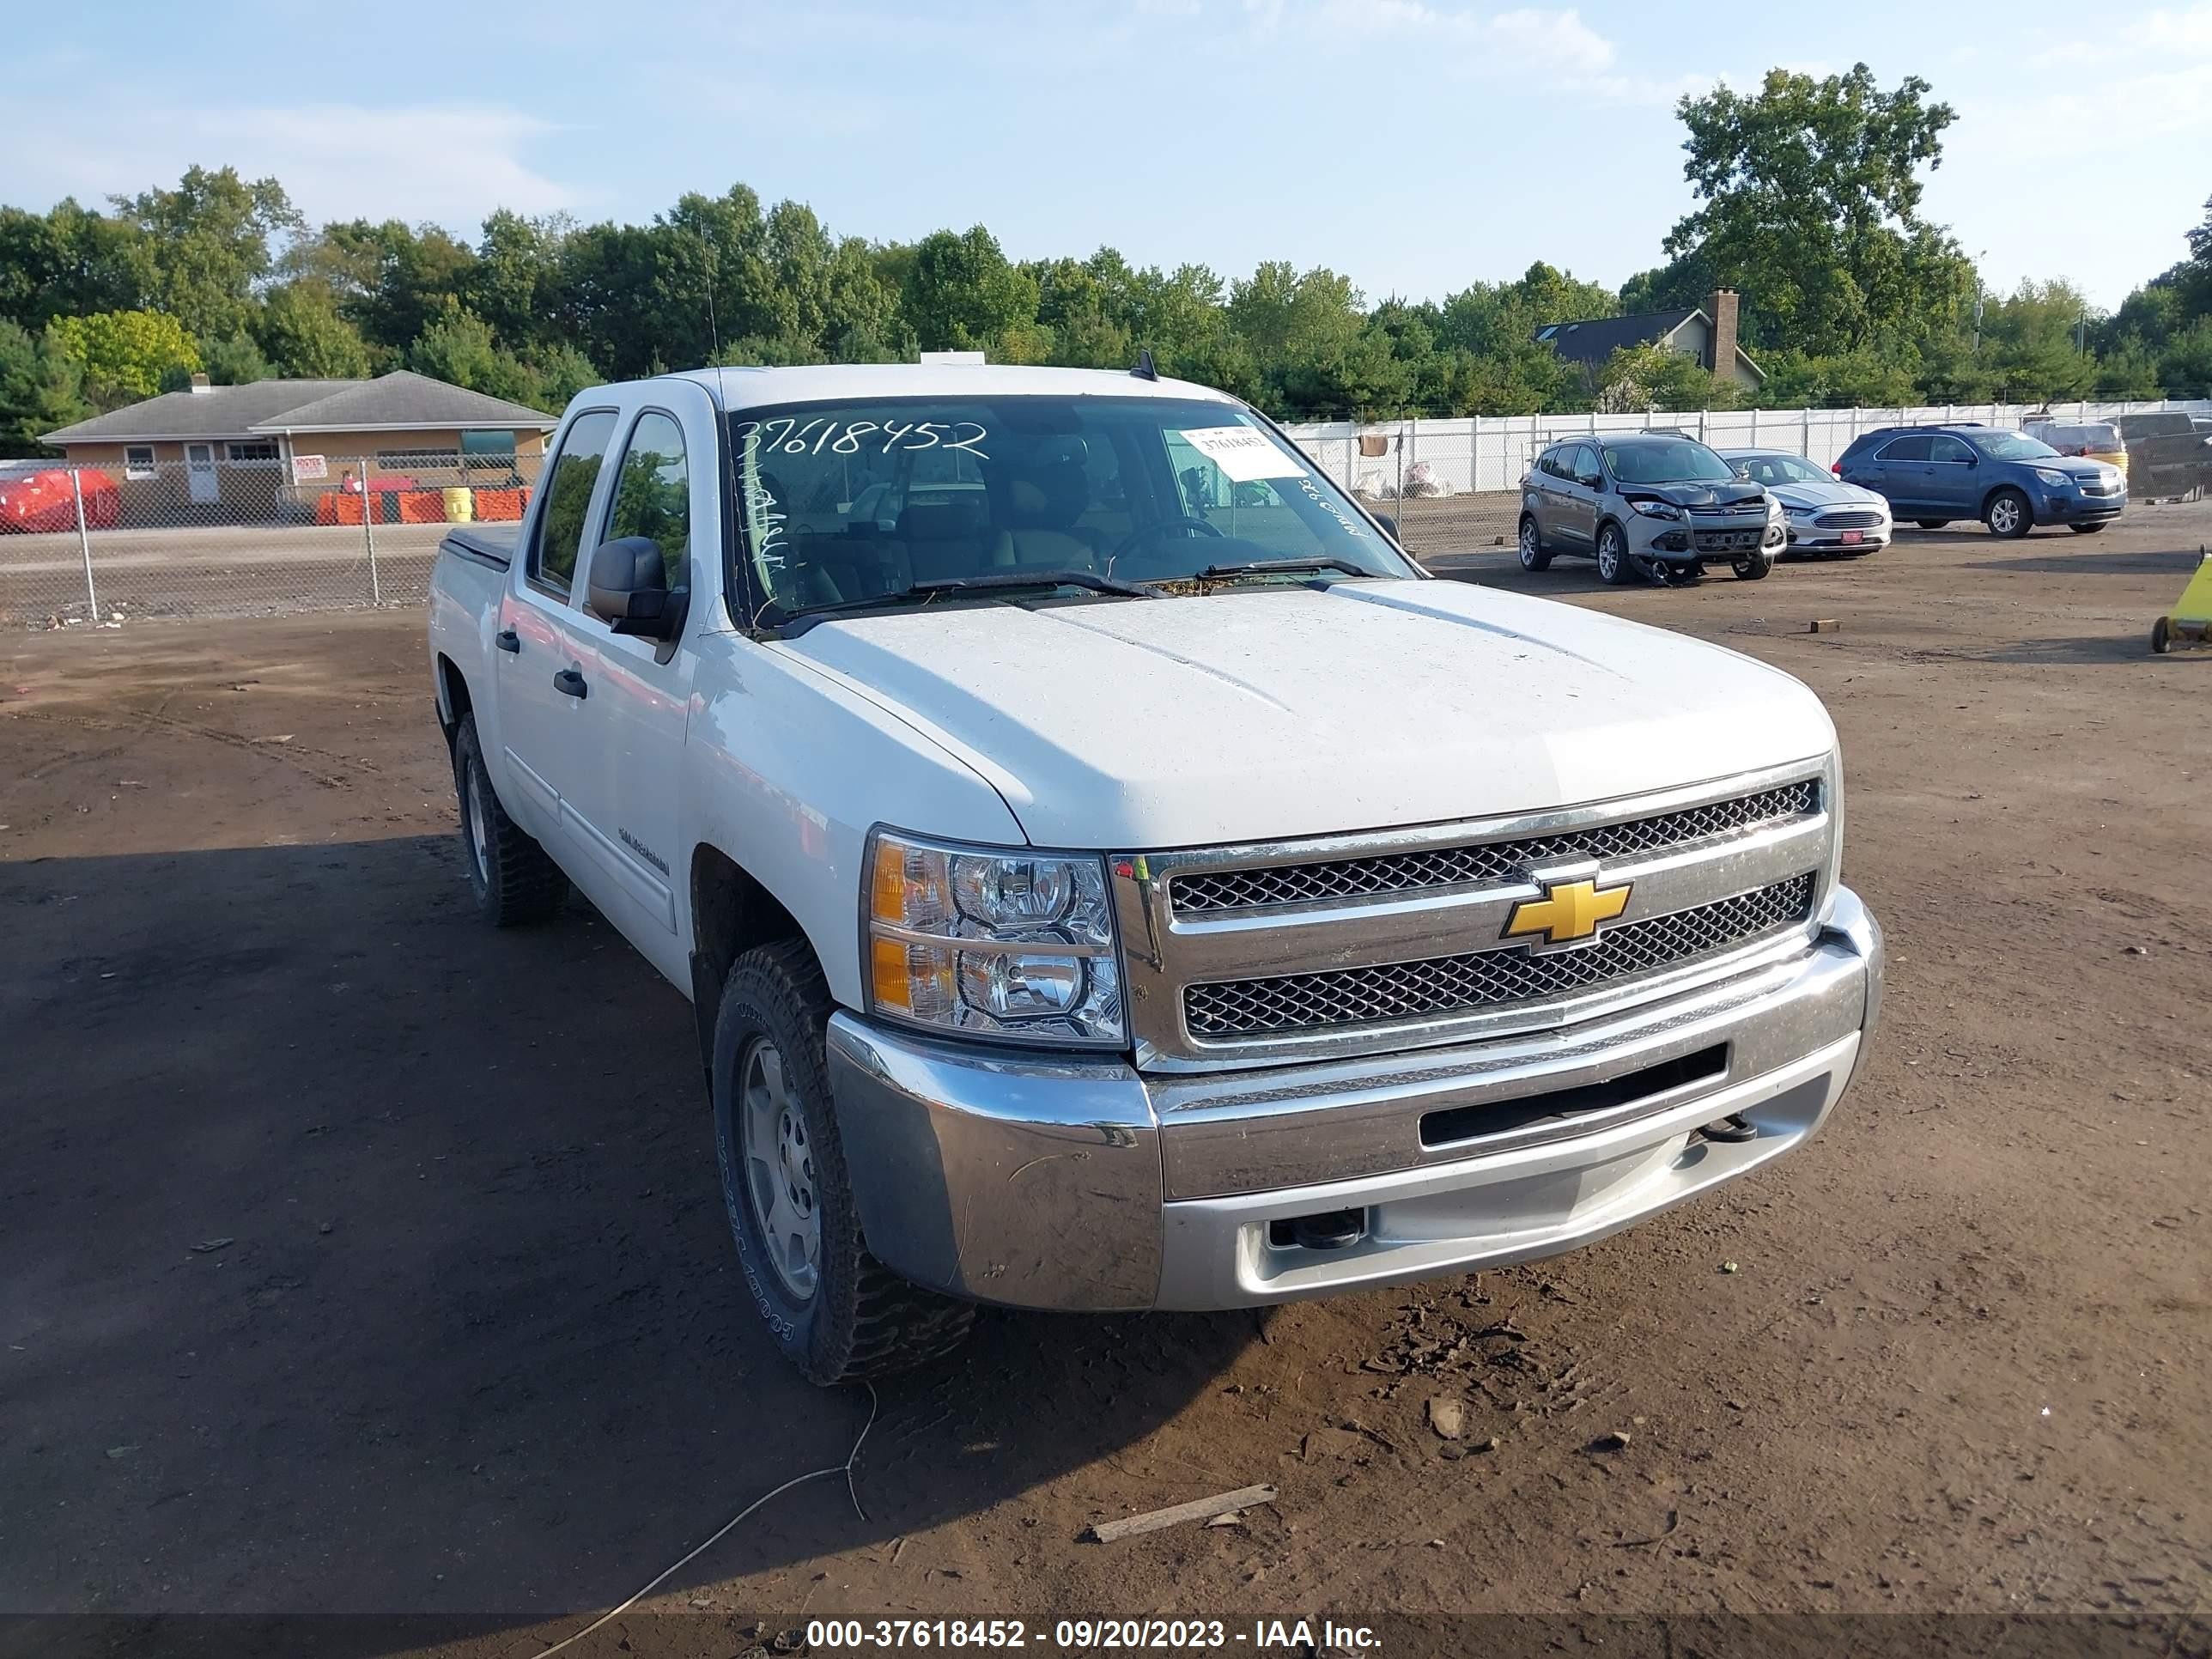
[1621,481,1770,511]
[777,580,1836,849]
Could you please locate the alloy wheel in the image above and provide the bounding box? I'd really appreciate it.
[738,1036,821,1302]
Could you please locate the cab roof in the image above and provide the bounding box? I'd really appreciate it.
[657,362,1237,414]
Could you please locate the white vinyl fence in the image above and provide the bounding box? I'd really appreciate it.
[1286,398,2212,501]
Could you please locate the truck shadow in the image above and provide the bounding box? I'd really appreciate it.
[1968,547,2204,578]
[0,836,1249,1643]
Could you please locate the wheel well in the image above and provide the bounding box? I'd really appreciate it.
[435,654,471,752]
[1595,515,1626,546]
[1982,483,2028,516]
[689,845,808,1073]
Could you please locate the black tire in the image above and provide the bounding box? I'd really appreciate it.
[453,714,567,926]
[1913,519,1950,530]
[712,939,975,1386]
[2069,522,2106,535]
[2152,616,2172,655]
[1595,522,1636,586]
[1516,514,1553,571]
[1984,489,2033,539]
[1732,551,1773,580]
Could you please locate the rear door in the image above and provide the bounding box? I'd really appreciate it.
[494,408,619,848]
[561,400,711,971]
[1865,434,1933,512]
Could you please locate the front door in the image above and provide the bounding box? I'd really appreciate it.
[493,408,619,854]
[1924,434,1980,514]
[563,405,702,974]
[185,444,219,505]
[1867,434,1932,513]
[1558,443,1602,547]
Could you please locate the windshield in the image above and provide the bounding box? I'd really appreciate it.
[1972,430,2061,462]
[729,397,1410,618]
[1603,439,1736,485]
[1731,453,1828,486]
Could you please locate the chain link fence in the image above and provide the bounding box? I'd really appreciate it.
[0,449,540,630]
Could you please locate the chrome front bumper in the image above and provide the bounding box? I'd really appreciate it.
[824,887,1881,1313]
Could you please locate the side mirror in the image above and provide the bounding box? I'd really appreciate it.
[1372,512,1400,541]
[1732,464,1752,479]
[586,536,684,640]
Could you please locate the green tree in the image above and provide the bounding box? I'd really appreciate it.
[255,282,374,378]
[107,167,301,343]
[1664,66,1973,358]
[902,227,1038,352]
[1594,343,1741,413]
[48,309,203,404]
[1978,280,2096,401]
[199,332,272,385]
[300,218,477,353]
[407,301,540,405]
[0,321,91,456]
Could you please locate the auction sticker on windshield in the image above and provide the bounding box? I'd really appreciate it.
[1178,425,1307,483]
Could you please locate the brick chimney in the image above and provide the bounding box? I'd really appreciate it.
[1705,289,1739,385]
[189,373,211,394]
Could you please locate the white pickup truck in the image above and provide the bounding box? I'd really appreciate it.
[428,364,1882,1385]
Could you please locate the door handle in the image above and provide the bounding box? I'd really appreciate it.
[495,628,520,653]
[553,668,588,700]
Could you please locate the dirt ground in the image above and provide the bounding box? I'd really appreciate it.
[3,503,2209,1658]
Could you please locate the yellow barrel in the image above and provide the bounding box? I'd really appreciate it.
[442,486,474,523]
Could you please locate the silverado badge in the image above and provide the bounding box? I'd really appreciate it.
[1504,875,1632,947]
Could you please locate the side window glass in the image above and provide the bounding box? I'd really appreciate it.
[1571,445,1602,485]
[1538,449,1563,479]
[602,411,691,588]
[531,410,617,594]
[1929,435,1972,465]
[1877,435,1931,464]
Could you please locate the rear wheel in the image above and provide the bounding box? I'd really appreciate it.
[1595,522,1635,586]
[2069,522,2106,535]
[2152,616,2172,655]
[1516,514,1553,571]
[713,939,975,1386]
[453,714,567,926]
[1913,519,1950,530]
[1984,489,2032,538]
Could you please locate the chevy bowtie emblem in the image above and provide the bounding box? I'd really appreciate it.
[1504,876,1632,946]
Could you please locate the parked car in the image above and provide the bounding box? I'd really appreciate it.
[1835,423,2126,538]
[1719,449,1891,556]
[2022,416,2127,471]
[0,465,121,533]
[2114,410,2212,499]
[1519,431,1784,585]
[428,363,1881,1385]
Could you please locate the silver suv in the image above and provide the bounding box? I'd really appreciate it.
[1520,432,1784,586]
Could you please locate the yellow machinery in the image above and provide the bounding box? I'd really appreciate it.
[2154,550,2212,653]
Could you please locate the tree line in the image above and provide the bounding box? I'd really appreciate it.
[3,64,2209,458]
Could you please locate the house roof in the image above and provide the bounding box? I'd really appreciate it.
[1533,308,1701,367]
[43,370,556,444]
[1534,307,1766,383]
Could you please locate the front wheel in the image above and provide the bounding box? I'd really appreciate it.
[2069,522,2106,535]
[2152,616,2172,654]
[1984,489,2033,538]
[1732,551,1773,580]
[1595,523,1635,586]
[453,714,567,926]
[1517,514,1553,571]
[1914,519,1951,530]
[712,940,975,1386]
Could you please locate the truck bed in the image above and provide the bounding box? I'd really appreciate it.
[440,524,520,570]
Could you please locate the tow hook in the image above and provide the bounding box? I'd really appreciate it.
[1701,1113,1758,1143]
[1275,1208,1368,1251]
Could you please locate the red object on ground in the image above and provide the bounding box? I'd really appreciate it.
[397,490,447,525]
[472,488,526,522]
[0,468,120,533]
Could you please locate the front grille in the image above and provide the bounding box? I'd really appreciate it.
[1171,780,1817,915]
[1814,509,1884,529]
[2080,478,2121,497]
[1182,875,1817,1040]
[1685,501,1762,518]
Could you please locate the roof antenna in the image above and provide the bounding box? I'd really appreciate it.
[1131,347,1157,381]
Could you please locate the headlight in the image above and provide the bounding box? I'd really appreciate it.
[864,830,1124,1045]
[1784,502,1814,520]
[2034,468,2071,488]
[1629,498,1680,519]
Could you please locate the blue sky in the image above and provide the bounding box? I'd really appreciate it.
[9,1,2210,312]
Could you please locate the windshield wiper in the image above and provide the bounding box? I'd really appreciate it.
[776,568,1158,633]
[1197,556,1373,581]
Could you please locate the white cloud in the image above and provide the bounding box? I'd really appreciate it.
[1305,2,1631,94]
[0,98,576,233]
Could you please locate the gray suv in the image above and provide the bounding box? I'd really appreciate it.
[1520,432,1784,585]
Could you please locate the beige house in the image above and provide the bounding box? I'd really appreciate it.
[45,371,556,522]
[1534,289,1766,394]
